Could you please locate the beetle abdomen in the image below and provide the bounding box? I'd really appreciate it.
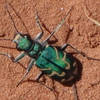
[36,46,78,83]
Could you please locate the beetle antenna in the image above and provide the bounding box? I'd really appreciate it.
[42,6,73,44]
[5,2,19,33]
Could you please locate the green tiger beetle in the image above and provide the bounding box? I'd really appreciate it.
[0,3,100,100]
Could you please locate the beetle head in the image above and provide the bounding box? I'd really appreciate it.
[13,33,33,51]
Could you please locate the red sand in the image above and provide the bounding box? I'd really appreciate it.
[0,0,100,100]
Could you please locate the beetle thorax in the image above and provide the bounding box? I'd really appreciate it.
[27,42,43,58]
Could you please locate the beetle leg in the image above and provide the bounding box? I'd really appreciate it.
[0,52,26,62]
[42,7,73,45]
[16,58,35,87]
[61,43,100,61]
[72,84,78,100]
[35,71,44,81]
[61,43,69,50]
[35,32,43,41]
[13,52,26,62]
[34,11,44,40]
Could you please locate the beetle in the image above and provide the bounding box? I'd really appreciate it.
[0,3,100,100]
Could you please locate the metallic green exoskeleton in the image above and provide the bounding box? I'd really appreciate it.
[13,33,78,84]
[1,3,100,100]
[36,45,78,83]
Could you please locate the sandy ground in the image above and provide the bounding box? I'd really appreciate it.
[0,0,100,100]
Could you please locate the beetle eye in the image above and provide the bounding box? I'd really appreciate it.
[24,36,27,38]
[13,34,22,43]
